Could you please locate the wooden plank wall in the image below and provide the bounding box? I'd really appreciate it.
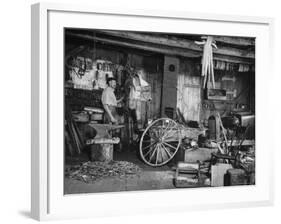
[130,53,163,125]
[177,58,201,122]
[66,38,254,129]
[144,71,163,120]
[65,41,164,130]
[200,70,254,122]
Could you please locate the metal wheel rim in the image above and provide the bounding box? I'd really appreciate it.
[139,118,181,167]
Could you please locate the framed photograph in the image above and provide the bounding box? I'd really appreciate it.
[31,2,274,221]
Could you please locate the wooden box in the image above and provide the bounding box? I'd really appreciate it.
[225,169,247,186]
[206,88,227,101]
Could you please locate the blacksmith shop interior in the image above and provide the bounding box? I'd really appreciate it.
[64,28,255,194]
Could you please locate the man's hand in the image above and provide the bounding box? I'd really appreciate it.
[117,96,124,103]
[103,104,118,124]
[110,117,118,124]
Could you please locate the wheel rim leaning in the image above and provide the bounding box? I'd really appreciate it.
[139,118,181,167]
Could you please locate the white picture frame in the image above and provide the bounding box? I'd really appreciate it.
[31,2,274,221]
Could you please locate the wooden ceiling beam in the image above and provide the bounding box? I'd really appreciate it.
[66,32,200,58]
[97,30,255,59]
[213,35,255,46]
[66,31,254,64]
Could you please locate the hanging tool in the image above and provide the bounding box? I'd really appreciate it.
[195,36,217,89]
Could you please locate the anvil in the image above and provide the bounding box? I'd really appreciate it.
[86,123,125,161]
[87,122,124,139]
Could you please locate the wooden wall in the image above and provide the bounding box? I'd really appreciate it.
[200,70,255,122]
[132,54,164,124]
[177,58,201,122]
[175,58,254,123]
[66,37,255,127]
[65,40,164,127]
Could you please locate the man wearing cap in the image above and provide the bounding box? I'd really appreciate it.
[101,77,123,124]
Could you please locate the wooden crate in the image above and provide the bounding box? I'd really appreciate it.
[225,169,248,186]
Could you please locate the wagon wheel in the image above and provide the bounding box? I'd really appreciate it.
[139,118,181,167]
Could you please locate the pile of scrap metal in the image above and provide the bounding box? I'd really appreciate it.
[65,161,142,183]
[173,145,255,188]
[174,112,255,188]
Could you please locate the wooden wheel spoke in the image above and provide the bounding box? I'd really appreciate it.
[144,132,158,142]
[149,144,158,163]
[154,120,166,138]
[155,145,159,165]
[159,147,164,164]
[142,141,157,150]
[151,136,159,142]
[161,121,172,137]
[149,130,159,140]
[159,127,167,139]
[143,144,156,158]
[162,123,177,139]
[158,144,166,164]
[140,118,181,166]
[157,127,163,139]
[142,138,157,143]
[158,144,171,164]
[156,129,161,139]
[161,143,172,158]
[161,122,170,137]
[163,142,178,151]
[162,148,169,162]
[163,122,176,138]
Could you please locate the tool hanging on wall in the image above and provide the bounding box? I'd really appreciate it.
[195,36,217,89]
[77,57,87,78]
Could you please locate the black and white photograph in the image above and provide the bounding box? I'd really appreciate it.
[1,0,280,222]
[64,28,256,194]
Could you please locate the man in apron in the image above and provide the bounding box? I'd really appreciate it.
[101,77,122,124]
[101,77,124,151]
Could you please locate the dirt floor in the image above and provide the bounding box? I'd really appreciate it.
[64,142,255,194]
[64,146,194,194]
